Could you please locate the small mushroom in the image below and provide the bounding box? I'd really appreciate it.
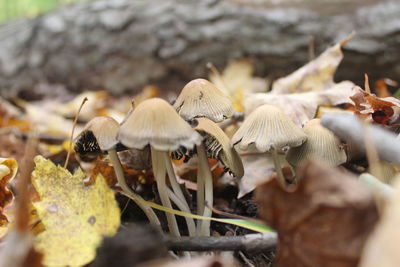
[118,98,202,237]
[193,117,244,236]
[232,104,307,188]
[287,119,347,167]
[173,78,234,122]
[74,116,161,229]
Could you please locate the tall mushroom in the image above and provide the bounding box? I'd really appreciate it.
[74,116,161,229]
[118,98,202,237]
[232,104,307,188]
[173,78,235,236]
[287,119,347,167]
[194,117,244,236]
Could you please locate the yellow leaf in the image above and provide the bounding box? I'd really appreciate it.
[31,156,120,267]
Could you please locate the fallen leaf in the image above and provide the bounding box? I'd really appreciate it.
[31,156,120,267]
[256,160,378,267]
[350,86,400,126]
[245,81,355,126]
[0,158,18,238]
[209,59,268,112]
[359,176,400,267]
[237,153,292,198]
[271,35,352,94]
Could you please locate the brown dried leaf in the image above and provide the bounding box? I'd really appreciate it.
[350,86,400,125]
[0,158,18,239]
[256,160,378,267]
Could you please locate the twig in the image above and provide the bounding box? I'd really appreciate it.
[167,233,277,252]
[321,114,400,165]
[64,97,88,168]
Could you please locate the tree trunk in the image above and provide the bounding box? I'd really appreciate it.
[0,0,399,97]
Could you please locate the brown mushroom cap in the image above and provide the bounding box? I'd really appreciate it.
[118,98,202,151]
[74,116,119,154]
[194,117,244,178]
[173,78,234,122]
[286,119,347,167]
[231,104,307,152]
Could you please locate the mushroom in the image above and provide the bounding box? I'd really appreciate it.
[287,119,347,167]
[118,98,202,237]
[173,78,234,122]
[74,116,161,229]
[231,104,307,188]
[194,117,244,235]
[173,79,236,235]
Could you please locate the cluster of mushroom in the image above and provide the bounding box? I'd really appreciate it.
[73,77,347,238]
[232,104,347,188]
[74,78,244,237]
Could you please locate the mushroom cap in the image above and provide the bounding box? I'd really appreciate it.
[74,116,119,153]
[286,119,347,167]
[195,117,244,178]
[118,98,202,151]
[231,104,307,152]
[173,78,234,122]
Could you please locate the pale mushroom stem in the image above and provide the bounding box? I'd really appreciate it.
[108,149,162,230]
[271,149,287,188]
[166,188,196,236]
[163,153,196,236]
[197,144,213,236]
[151,147,181,237]
[196,161,205,228]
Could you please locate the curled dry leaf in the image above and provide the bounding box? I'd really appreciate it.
[256,160,378,267]
[31,156,120,267]
[271,35,352,94]
[0,158,18,238]
[359,176,400,267]
[350,86,400,126]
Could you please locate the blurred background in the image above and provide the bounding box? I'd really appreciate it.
[0,0,398,98]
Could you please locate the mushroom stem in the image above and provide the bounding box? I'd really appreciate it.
[151,147,181,237]
[196,160,205,225]
[271,149,287,188]
[163,153,196,236]
[108,149,161,230]
[166,188,196,236]
[197,144,213,236]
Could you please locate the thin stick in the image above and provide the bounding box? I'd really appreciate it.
[362,121,383,180]
[16,132,38,232]
[308,35,315,61]
[64,97,88,168]
[168,233,277,252]
[364,73,371,94]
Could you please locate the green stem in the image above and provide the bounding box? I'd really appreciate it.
[108,149,161,230]
[151,147,180,237]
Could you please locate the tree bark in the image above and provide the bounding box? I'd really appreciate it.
[0,0,399,97]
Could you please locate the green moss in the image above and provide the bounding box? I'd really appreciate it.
[0,0,88,24]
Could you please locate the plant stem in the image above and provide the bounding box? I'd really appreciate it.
[197,144,213,236]
[108,149,161,230]
[151,147,180,237]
